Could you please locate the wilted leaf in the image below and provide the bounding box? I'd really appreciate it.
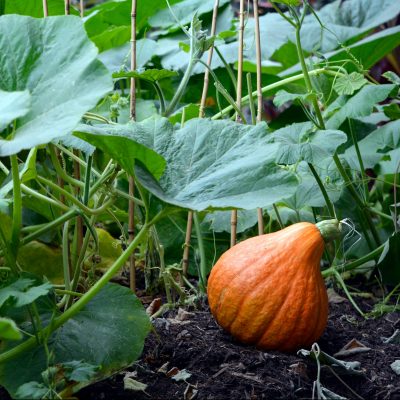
[171,369,192,382]
[123,377,148,392]
[298,348,363,375]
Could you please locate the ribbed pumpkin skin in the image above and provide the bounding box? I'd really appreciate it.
[207,222,328,352]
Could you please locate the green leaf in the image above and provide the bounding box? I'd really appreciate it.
[383,103,400,120]
[204,210,258,233]
[271,122,348,164]
[98,38,157,73]
[0,284,151,397]
[326,84,396,129]
[15,382,48,400]
[0,15,112,156]
[0,148,37,199]
[62,361,99,383]
[149,0,230,31]
[169,104,200,125]
[273,90,313,108]
[4,0,78,17]
[113,69,178,82]
[344,119,400,170]
[0,317,22,341]
[377,233,400,285]
[133,118,298,210]
[73,122,167,180]
[0,277,52,309]
[383,71,400,86]
[334,73,368,96]
[0,90,31,131]
[84,0,180,51]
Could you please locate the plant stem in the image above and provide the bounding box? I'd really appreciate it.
[10,155,22,258]
[211,69,344,120]
[322,243,385,278]
[308,163,335,218]
[0,221,152,365]
[21,210,78,246]
[348,118,369,203]
[247,73,256,125]
[165,60,195,116]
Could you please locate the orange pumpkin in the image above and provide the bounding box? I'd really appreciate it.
[207,219,341,352]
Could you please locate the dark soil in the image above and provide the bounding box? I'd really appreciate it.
[1,292,399,400]
[76,293,400,400]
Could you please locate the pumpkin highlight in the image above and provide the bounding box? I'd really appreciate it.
[207,219,341,352]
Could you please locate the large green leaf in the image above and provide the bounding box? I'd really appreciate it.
[344,120,400,170]
[133,118,298,210]
[0,284,151,397]
[74,122,167,179]
[0,15,112,156]
[84,0,182,51]
[149,0,230,31]
[98,38,157,72]
[77,117,298,210]
[0,90,31,131]
[270,122,347,164]
[297,0,400,53]
[3,0,78,17]
[326,84,396,129]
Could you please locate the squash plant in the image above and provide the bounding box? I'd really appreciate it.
[0,0,399,398]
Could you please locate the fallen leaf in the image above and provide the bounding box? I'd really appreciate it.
[334,339,371,358]
[171,369,192,382]
[176,308,195,321]
[166,367,180,377]
[390,360,400,375]
[123,377,147,392]
[327,288,347,304]
[146,297,162,316]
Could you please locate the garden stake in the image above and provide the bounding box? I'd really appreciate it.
[182,0,219,277]
[253,0,264,235]
[64,0,70,15]
[128,0,138,292]
[42,0,48,17]
[80,0,84,18]
[230,0,245,247]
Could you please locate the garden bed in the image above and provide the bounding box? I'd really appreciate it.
[74,295,399,400]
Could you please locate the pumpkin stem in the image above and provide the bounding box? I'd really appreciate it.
[316,219,342,243]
